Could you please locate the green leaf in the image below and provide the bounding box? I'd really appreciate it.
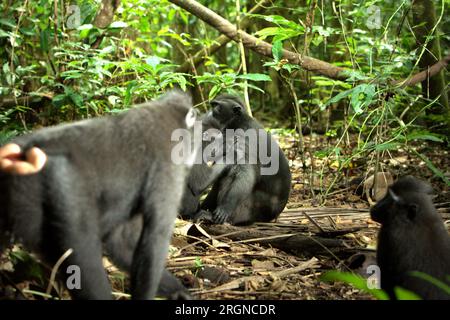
[374,142,399,151]
[145,56,163,68]
[124,80,137,106]
[109,21,128,29]
[52,94,67,108]
[0,29,9,38]
[249,14,301,30]
[341,69,369,81]
[77,24,93,30]
[209,85,221,100]
[237,73,272,82]
[413,151,450,186]
[321,88,354,110]
[410,271,450,294]
[3,62,10,75]
[255,27,303,41]
[406,132,443,143]
[255,27,282,39]
[69,93,83,107]
[321,271,389,300]
[272,40,283,61]
[394,287,422,300]
[281,63,300,73]
[350,84,376,114]
[40,29,49,53]
[0,18,16,29]
[78,24,94,39]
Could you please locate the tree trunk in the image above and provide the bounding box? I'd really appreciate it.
[412,0,449,115]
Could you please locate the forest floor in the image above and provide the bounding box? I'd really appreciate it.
[0,133,449,300]
[159,133,450,300]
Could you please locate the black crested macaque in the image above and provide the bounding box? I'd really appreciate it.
[370,176,450,300]
[198,94,292,225]
[0,90,197,300]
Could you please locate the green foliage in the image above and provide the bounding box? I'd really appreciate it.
[0,0,447,185]
[322,270,450,300]
[409,271,450,295]
[321,271,389,300]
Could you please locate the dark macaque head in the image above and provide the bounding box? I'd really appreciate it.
[370,176,435,225]
[209,94,246,126]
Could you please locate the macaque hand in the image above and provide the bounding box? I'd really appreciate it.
[0,143,47,175]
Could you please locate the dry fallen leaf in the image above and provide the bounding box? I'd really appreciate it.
[363,172,394,204]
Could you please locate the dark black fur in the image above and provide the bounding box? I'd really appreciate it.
[0,91,195,300]
[199,94,292,225]
[179,116,224,218]
[371,176,450,300]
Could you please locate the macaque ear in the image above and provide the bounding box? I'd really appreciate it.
[388,188,402,203]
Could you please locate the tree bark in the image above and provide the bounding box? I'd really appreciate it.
[203,224,360,258]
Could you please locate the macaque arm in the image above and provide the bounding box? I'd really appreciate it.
[190,163,228,195]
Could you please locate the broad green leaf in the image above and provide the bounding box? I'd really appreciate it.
[410,271,450,294]
[394,287,421,300]
[209,85,221,100]
[246,83,265,93]
[69,93,83,107]
[374,142,399,151]
[124,80,137,106]
[321,271,389,300]
[321,88,354,110]
[255,27,283,39]
[77,24,93,31]
[145,56,162,68]
[0,18,16,29]
[3,63,10,75]
[52,94,67,108]
[249,14,301,30]
[350,84,376,113]
[237,73,271,82]
[414,151,450,186]
[272,40,283,61]
[40,29,49,53]
[255,27,303,41]
[341,69,369,81]
[406,132,443,142]
[109,21,128,29]
[0,29,9,37]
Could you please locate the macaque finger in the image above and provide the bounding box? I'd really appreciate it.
[0,143,47,175]
[26,147,47,172]
[0,143,22,159]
